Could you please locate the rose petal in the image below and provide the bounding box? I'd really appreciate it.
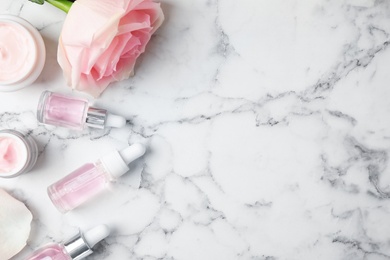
[134,1,163,30]
[57,41,73,87]
[121,35,142,58]
[94,37,120,79]
[125,0,147,11]
[118,10,151,34]
[0,189,32,259]
[78,71,113,98]
[105,33,140,76]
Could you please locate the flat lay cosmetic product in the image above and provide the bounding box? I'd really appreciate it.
[48,143,146,213]
[0,15,46,91]
[37,91,126,131]
[0,129,38,178]
[26,224,110,260]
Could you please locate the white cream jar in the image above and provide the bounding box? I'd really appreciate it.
[0,15,46,91]
[0,129,38,178]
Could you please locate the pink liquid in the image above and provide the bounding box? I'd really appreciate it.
[43,93,87,130]
[26,244,71,260]
[48,162,111,212]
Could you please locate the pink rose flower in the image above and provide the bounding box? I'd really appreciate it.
[57,0,164,97]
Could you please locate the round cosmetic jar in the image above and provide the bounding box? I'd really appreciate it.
[0,130,38,178]
[0,15,46,92]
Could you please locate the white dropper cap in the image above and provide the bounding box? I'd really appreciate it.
[63,224,110,259]
[105,113,126,128]
[100,143,146,179]
[84,225,110,248]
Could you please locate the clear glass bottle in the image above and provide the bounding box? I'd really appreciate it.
[48,143,146,213]
[37,91,126,131]
[27,225,110,260]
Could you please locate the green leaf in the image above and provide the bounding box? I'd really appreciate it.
[45,0,74,13]
[28,0,75,13]
[28,0,45,4]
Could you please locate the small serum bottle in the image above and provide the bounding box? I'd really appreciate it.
[37,91,126,131]
[48,143,146,213]
[27,224,110,260]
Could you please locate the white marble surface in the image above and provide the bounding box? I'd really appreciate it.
[1,0,390,259]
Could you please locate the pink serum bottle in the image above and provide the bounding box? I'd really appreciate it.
[37,91,126,131]
[48,143,146,213]
[27,224,110,260]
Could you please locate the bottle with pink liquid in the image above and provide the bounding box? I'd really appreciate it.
[48,143,146,213]
[37,91,126,131]
[27,224,110,260]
